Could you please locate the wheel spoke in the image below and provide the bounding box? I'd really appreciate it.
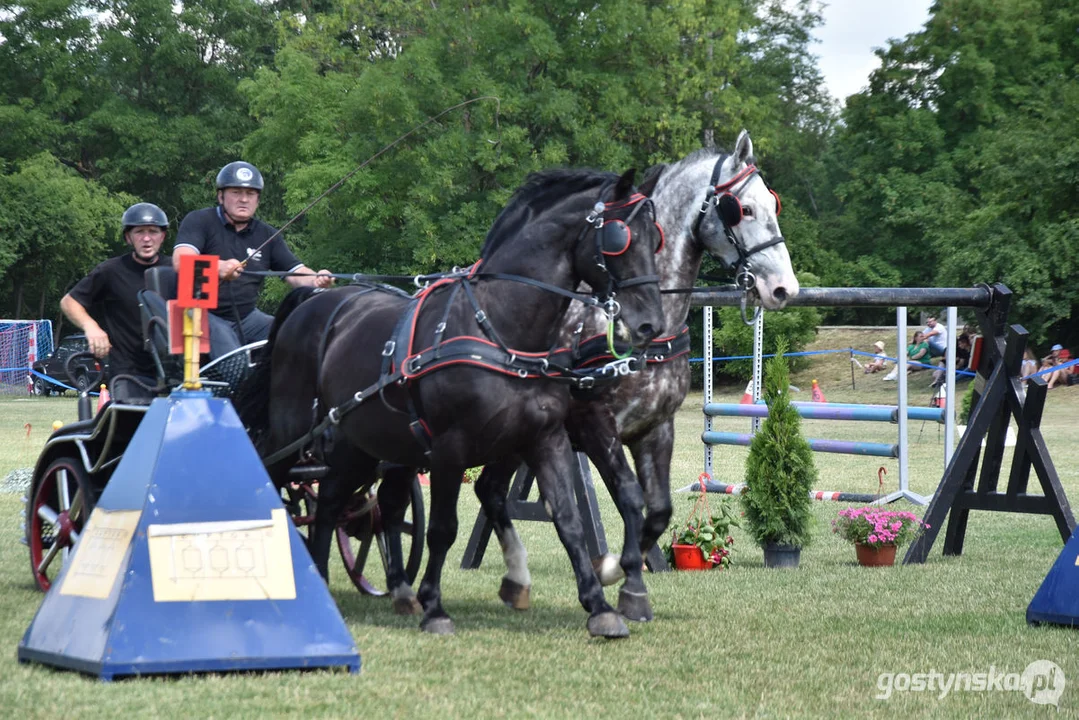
[69,490,83,522]
[375,532,390,571]
[37,505,59,526]
[57,469,71,512]
[353,534,373,576]
[37,542,61,575]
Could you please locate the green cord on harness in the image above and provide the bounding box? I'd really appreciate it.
[607,319,632,360]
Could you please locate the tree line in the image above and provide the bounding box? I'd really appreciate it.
[1,0,1075,349]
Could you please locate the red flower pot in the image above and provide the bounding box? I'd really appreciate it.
[672,543,712,570]
[855,542,897,567]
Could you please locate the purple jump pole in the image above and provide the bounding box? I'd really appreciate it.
[701,430,899,459]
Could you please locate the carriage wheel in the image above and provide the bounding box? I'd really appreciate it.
[335,477,425,596]
[28,458,94,592]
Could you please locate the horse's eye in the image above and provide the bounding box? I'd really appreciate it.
[742,206,754,217]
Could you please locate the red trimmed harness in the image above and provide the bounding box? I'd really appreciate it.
[264,193,664,466]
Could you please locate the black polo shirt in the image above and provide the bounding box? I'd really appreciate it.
[67,253,162,377]
[175,206,302,318]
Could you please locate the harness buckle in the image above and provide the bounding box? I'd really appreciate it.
[408,355,422,374]
[517,368,529,378]
[353,391,364,403]
[586,200,605,226]
[435,321,447,334]
[577,376,595,390]
[475,309,487,325]
[700,187,716,214]
[382,340,396,357]
[328,407,341,425]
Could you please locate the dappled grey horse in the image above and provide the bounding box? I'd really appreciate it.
[471,131,799,621]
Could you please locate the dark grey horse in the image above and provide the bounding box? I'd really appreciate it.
[240,168,666,638]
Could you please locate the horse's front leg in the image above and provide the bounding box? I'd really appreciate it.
[474,458,532,610]
[309,464,363,582]
[629,418,675,555]
[567,406,652,622]
[378,463,423,615]
[416,464,466,635]
[524,430,629,639]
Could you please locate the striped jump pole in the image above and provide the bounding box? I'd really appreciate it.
[705,402,944,424]
[689,479,881,504]
[701,430,899,458]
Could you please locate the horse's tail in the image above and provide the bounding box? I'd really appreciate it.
[235,286,321,444]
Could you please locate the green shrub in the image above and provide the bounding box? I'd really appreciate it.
[741,339,817,547]
[959,383,976,424]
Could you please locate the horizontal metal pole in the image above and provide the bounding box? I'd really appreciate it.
[690,286,993,309]
[701,431,899,458]
[681,480,881,504]
[705,402,943,424]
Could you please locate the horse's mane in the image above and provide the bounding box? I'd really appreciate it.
[481,169,615,256]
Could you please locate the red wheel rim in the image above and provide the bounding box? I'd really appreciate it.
[29,461,87,592]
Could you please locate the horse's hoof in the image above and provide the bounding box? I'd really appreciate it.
[591,553,625,587]
[587,611,630,639]
[498,577,531,610]
[617,588,654,623]
[393,596,422,616]
[420,616,455,635]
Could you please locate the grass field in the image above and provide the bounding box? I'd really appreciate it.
[1,328,1077,718]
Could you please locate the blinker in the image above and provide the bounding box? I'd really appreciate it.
[599,220,631,256]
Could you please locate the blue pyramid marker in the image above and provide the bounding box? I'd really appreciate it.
[1028,528,1079,627]
[18,392,361,680]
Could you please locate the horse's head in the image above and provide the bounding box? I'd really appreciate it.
[689,130,799,310]
[573,168,666,348]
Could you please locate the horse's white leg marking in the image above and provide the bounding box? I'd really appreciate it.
[499,526,531,587]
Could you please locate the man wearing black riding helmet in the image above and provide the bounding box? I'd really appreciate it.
[60,202,169,404]
[173,161,333,357]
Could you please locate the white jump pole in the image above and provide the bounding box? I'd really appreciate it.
[945,306,957,466]
[879,305,931,505]
[751,310,764,433]
[703,305,714,478]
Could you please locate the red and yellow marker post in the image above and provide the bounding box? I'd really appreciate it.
[172,255,219,389]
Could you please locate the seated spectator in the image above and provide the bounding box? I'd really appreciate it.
[922,316,948,358]
[1021,348,1038,387]
[932,334,971,387]
[864,340,889,374]
[1042,344,1075,389]
[908,331,930,372]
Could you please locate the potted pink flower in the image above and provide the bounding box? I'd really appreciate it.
[832,508,929,567]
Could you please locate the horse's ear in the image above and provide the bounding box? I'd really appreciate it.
[613,168,637,199]
[734,129,753,166]
[637,164,666,197]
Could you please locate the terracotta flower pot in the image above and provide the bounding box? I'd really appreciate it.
[855,542,897,567]
[671,543,712,570]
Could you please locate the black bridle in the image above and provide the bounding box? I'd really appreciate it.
[583,187,662,311]
[692,155,786,323]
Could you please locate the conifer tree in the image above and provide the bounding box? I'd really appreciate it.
[741,340,816,548]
